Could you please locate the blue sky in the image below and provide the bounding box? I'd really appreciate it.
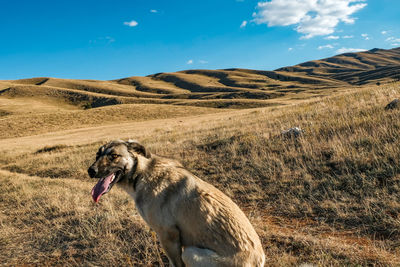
[1,0,399,80]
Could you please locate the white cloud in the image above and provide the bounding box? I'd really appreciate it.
[386,37,400,43]
[361,33,369,40]
[252,0,367,39]
[150,9,158,13]
[124,20,138,27]
[318,44,334,49]
[386,37,400,46]
[199,60,208,64]
[240,20,248,28]
[324,35,339,40]
[342,35,354,38]
[187,59,193,65]
[336,47,366,54]
[288,47,293,51]
[381,30,387,35]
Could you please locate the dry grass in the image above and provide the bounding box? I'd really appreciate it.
[1,82,400,265]
[0,97,78,115]
[0,170,166,266]
[0,60,358,111]
[0,102,226,138]
[1,48,400,113]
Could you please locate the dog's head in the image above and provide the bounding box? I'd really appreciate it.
[88,140,151,202]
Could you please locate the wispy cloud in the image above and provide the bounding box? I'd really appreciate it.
[89,36,115,45]
[381,30,388,35]
[252,0,367,39]
[336,47,366,54]
[386,37,400,42]
[361,33,369,40]
[342,35,354,39]
[105,36,115,43]
[318,44,334,50]
[150,9,158,13]
[186,59,208,64]
[124,20,138,27]
[324,35,339,40]
[288,47,293,51]
[240,20,248,28]
[386,37,400,46]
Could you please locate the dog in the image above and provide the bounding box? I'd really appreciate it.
[88,140,265,267]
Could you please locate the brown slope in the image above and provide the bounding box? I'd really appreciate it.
[1,47,399,110]
[277,47,400,85]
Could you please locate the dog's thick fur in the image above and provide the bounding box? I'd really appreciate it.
[88,140,265,267]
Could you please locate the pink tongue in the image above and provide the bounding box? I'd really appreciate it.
[91,173,114,203]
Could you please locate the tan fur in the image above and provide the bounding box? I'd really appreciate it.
[90,140,265,267]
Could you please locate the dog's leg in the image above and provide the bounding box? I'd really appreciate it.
[182,246,227,267]
[158,226,184,267]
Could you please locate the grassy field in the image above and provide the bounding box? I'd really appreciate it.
[0,100,227,138]
[1,80,400,266]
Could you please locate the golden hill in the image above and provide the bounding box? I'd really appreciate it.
[1,47,400,266]
[1,82,400,265]
[1,47,399,110]
[277,47,400,85]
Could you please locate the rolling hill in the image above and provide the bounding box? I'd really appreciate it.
[1,47,400,265]
[1,47,399,111]
[1,81,400,266]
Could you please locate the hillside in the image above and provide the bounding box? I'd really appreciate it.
[1,47,400,265]
[1,82,400,265]
[277,47,400,85]
[1,47,399,110]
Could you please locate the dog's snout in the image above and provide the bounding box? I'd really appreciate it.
[88,165,98,178]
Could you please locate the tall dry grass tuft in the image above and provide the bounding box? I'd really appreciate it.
[1,82,400,265]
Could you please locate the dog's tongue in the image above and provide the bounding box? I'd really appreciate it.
[91,173,114,203]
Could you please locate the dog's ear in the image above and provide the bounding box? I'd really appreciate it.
[125,140,151,159]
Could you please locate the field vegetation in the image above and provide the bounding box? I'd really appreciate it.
[2,47,399,113]
[0,100,226,138]
[1,80,400,266]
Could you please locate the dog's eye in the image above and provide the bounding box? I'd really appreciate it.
[110,154,119,160]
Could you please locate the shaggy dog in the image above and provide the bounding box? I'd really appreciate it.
[88,140,265,267]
